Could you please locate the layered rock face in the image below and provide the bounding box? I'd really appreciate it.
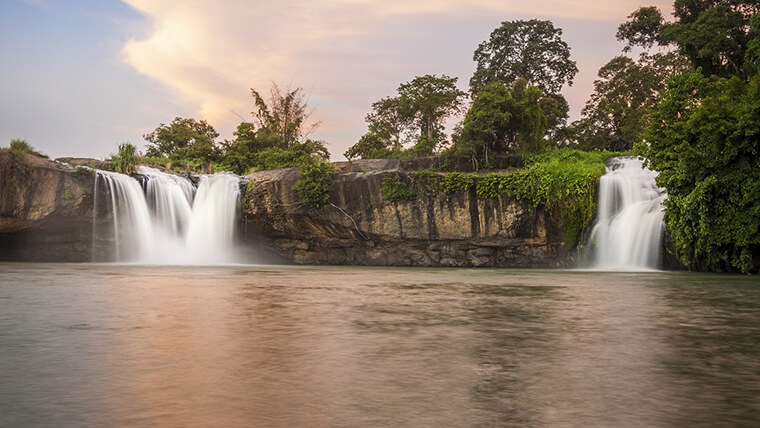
[0,152,95,261]
[0,155,573,267]
[241,160,573,267]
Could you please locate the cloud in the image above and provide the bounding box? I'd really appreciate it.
[120,0,673,158]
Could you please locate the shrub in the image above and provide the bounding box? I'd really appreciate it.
[440,172,478,195]
[295,160,336,208]
[476,148,619,248]
[8,139,47,158]
[109,143,139,174]
[381,174,417,202]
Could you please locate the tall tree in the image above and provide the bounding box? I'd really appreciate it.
[470,19,578,95]
[344,74,466,159]
[538,93,570,144]
[639,5,760,272]
[618,1,760,78]
[144,117,219,163]
[455,79,546,168]
[250,83,321,149]
[579,52,690,151]
[397,74,466,145]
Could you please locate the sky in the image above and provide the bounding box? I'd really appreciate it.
[0,0,674,160]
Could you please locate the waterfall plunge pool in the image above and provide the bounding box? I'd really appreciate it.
[1,263,759,426]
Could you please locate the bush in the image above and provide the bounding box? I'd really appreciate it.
[476,149,619,248]
[381,174,417,202]
[440,172,477,195]
[109,143,139,174]
[8,139,47,158]
[295,160,336,208]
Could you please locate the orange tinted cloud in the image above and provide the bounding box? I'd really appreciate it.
[121,0,673,157]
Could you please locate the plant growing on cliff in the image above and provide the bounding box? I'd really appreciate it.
[476,149,611,248]
[109,143,139,174]
[440,172,478,196]
[381,174,417,203]
[295,159,336,208]
[7,139,47,158]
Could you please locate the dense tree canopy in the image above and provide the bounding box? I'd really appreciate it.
[144,117,219,165]
[578,52,690,151]
[639,4,760,273]
[453,79,546,168]
[644,71,760,273]
[250,83,321,150]
[618,1,760,78]
[345,75,466,159]
[470,19,578,95]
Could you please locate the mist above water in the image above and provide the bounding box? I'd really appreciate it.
[584,157,667,271]
[94,166,240,264]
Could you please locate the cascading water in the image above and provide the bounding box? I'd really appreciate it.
[584,157,666,271]
[94,166,240,264]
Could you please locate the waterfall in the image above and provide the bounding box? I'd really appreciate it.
[584,157,666,271]
[94,167,240,264]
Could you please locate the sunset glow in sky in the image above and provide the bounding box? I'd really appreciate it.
[1,0,673,159]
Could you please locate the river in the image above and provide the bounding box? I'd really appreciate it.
[1,263,758,427]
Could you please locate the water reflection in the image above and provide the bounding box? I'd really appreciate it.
[1,265,759,426]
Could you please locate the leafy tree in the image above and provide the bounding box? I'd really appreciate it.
[365,96,415,151]
[618,2,760,78]
[470,19,578,95]
[397,74,466,146]
[616,6,667,52]
[454,79,546,168]
[250,83,320,150]
[345,74,466,159]
[643,70,760,273]
[144,117,219,165]
[538,93,570,144]
[217,83,329,173]
[579,52,690,151]
[109,143,138,174]
[343,125,395,160]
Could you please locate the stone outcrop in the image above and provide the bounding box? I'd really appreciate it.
[0,151,95,261]
[0,155,574,267]
[241,160,573,267]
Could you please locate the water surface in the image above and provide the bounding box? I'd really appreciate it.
[1,264,758,426]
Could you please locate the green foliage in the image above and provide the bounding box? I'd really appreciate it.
[61,189,73,200]
[616,6,667,52]
[344,75,466,160]
[475,149,613,248]
[144,117,220,165]
[470,19,578,95]
[577,52,690,151]
[343,127,396,160]
[644,70,760,273]
[74,166,95,183]
[250,83,320,150]
[7,139,47,158]
[381,174,417,202]
[454,79,547,168]
[618,2,759,79]
[138,155,170,169]
[109,143,138,174]
[539,93,570,143]
[295,160,336,208]
[440,172,478,195]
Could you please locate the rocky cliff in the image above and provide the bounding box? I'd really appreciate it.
[0,151,96,261]
[0,155,574,267]
[241,160,574,267]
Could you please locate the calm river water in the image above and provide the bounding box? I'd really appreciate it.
[1,263,759,427]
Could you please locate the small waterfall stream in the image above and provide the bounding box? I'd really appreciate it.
[585,157,666,271]
[94,167,240,264]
